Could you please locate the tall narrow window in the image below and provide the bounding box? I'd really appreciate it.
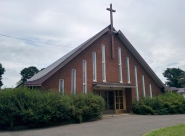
[149,84,152,98]
[118,48,123,83]
[92,52,97,81]
[126,57,131,83]
[82,60,87,94]
[71,69,76,94]
[102,45,106,82]
[134,66,139,101]
[142,75,146,97]
[59,79,64,94]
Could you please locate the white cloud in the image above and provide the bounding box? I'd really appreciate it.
[0,0,185,88]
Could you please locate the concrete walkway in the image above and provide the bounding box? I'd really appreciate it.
[0,114,185,136]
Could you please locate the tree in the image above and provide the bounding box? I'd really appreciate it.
[0,63,5,87]
[178,74,185,87]
[163,68,185,87]
[20,66,39,83]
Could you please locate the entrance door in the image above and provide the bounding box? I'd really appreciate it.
[93,90,126,114]
[93,90,114,113]
[105,91,114,110]
[115,90,126,113]
[115,90,123,109]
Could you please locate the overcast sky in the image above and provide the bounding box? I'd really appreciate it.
[0,0,185,88]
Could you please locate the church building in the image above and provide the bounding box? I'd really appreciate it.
[25,4,164,113]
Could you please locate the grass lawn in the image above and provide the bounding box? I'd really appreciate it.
[145,124,185,136]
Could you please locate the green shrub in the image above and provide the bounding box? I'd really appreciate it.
[132,98,155,115]
[0,87,105,130]
[132,92,185,115]
[71,93,105,123]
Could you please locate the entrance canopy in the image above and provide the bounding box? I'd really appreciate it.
[93,82,136,90]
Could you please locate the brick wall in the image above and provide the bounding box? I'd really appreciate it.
[42,32,162,100]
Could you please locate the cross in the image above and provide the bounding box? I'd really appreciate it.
[107,4,116,59]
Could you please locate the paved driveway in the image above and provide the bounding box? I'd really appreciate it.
[0,114,185,136]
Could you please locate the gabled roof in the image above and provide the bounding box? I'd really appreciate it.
[25,25,164,88]
[25,26,110,86]
[117,31,164,88]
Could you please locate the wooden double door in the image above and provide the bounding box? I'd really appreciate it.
[94,90,126,113]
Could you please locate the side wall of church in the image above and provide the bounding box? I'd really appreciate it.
[42,32,162,99]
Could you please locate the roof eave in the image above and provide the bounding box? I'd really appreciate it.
[24,81,42,86]
[25,27,110,86]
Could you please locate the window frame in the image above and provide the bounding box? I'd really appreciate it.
[134,66,139,101]
[118,47,123,83]
[92,52,97,82]
[142,75,146,97]
[149,84,152,98]
[59,79,64,94]
[102,45,106,82]
[82,60,87,94]
[126,57,131,83]
[71,69,76,94]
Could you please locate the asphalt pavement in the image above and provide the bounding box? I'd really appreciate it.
[0,114,185,136]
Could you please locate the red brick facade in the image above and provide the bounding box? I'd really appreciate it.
[42,31,162,101]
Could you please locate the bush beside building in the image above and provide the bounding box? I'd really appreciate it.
[0,87,105,130]
[132,92,185,115]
